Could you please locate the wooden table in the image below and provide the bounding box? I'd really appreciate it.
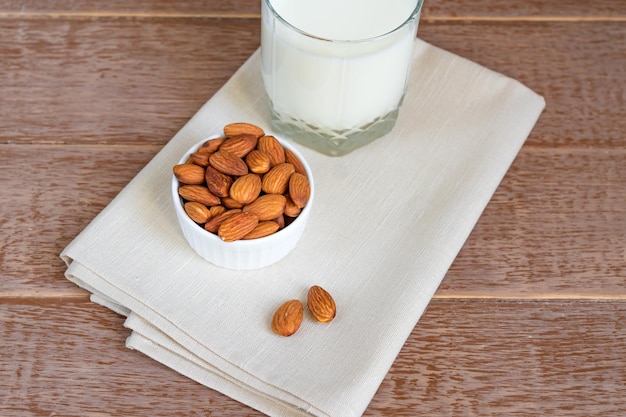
[2,1,625,415]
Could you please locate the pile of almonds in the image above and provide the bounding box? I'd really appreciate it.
[173,123,311,242]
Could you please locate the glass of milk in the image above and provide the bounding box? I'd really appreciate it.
[261,0,423,156]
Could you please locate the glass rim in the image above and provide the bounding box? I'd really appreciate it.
[262,0,424,43]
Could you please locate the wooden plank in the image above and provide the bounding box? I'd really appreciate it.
[0,299,258,416]
[0,144,159,296]
[422,0,626,20]
[0,18,258,145]
[0,0,623,19]
[367,299,626,416]
[441,147,626,298]
[1,19,624,148]
[1,144,624,297]
[415,21,626,149]
[0,0,260,16]
[1,299,625,416]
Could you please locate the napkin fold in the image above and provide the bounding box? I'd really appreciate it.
[61,40,545,417]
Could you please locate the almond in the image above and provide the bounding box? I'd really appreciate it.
[242,221,280,240]
[205,209,241,233]
[209,150,248,176]
[258,135,285,166]
[173,164,205,185]
[285,148,307,176]
[189,151,210,167]
[262,163,295,194]
[245,150,272,174]
[209,205,226,219]
[271,300,303,337]
[219,134,258,158]
[307,286,336,323]
[284,194,302,218]
[217,212,259,242]
[224,122,265,138]
[184,201,211,224]
[205,165,233,198]
[230,173,262,205]
[178,185,220,207]
[197,137,225,154]
[221,196,244,209]
[288,172,311,208]
[275,214,285,230]
[243,194,286,221]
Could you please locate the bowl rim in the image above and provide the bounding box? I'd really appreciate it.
[171,132,315,248]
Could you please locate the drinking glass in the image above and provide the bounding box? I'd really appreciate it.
[261,0,423,156]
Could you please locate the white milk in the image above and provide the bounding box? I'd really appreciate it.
[261,0,420,132]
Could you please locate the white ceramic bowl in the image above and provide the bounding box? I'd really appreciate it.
[171,134,314,270]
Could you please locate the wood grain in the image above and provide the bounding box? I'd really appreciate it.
[0,0,624,19]
[0,0,261,17]
[0,144,159,296]
[1,19,624,148]
[422,0,626,20]
[2,299,625,416]
[442,147,626,298]
[0,18,257,145]
[0,299,258,416]
[367,299,626,416]
[416,21,626,149]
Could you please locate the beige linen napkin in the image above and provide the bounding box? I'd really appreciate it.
[61,40,545,417]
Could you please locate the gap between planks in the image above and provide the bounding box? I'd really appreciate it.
[3,143,626,155]
[2,293,626,304]
[433,294,626,301]
[0,12,624,22]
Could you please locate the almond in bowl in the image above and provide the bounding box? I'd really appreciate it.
[171,122,314,270]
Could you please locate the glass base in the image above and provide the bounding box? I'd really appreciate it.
[269,108,400,157]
